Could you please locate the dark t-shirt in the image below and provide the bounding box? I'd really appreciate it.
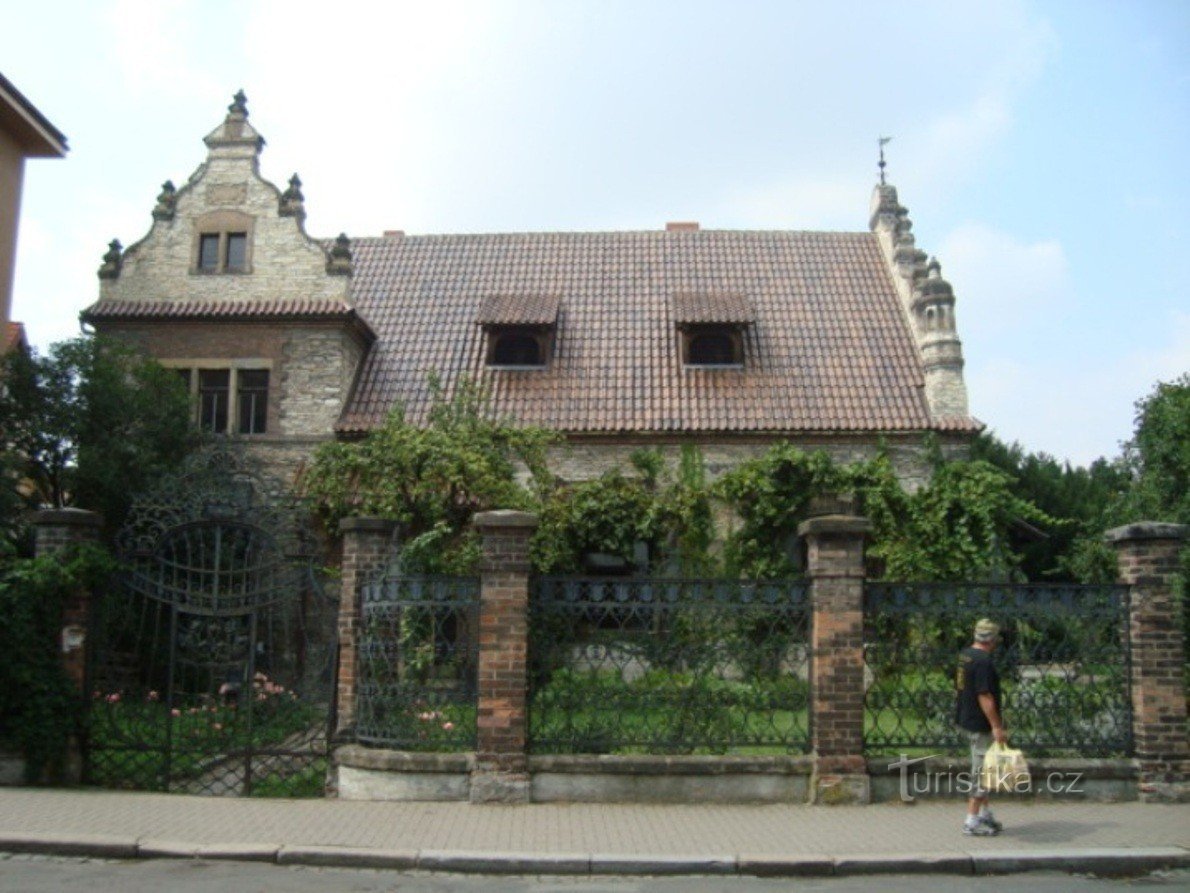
[954,646,1001,733]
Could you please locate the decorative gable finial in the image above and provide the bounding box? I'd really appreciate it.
[152,180,177,221]
[98,239,123,280]
[279,173,305,218]
[229,90,249,117]
[878,136,892,185]
[327,232,353,276]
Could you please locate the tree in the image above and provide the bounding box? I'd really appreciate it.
[0,336,197,545]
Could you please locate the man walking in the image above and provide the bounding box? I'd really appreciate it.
[955,618,1006,836]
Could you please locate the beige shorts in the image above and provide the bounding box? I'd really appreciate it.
[969,731,993,797]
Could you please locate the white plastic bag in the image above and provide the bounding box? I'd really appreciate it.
[981,741,1031,793]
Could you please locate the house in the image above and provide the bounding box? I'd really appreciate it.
[0,72,67,337]
[82,93,980,490]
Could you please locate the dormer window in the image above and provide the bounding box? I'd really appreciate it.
[192,211,254,274]
[489,330,544,367]
[476,293,560,369]
[685,328,743,366]
[672,291,752,368]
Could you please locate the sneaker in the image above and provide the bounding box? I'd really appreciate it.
[978,813,1004,833]
[963,819,999,836]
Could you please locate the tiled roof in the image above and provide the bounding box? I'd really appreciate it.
[475,293,560,327]
[81,299,376,341]
[339,230,980,435]
[672,291,752,326]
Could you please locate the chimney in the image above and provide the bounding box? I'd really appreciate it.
[383,230,405,239]
[666,222,699,232]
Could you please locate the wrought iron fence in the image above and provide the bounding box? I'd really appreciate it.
[530,577,811,755]
[355,575,480,751]
[863,582,1131,756]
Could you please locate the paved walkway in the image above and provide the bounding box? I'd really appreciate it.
[0,789,1186,877]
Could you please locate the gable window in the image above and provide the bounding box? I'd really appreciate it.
[196,231,249,273]
[172,364,271,435]
[198,234,221,271]
[192,210,254,275]
[226,233,248,271]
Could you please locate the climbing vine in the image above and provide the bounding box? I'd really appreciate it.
[304,377,555,574]
[0,543,115,782]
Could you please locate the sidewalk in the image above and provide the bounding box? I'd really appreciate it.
[0,788,1186,878]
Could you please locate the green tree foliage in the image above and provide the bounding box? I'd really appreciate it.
[0,336,197,546]
[971,433,1130,581]
[303,378,555,573]
[1124,373,1190,526]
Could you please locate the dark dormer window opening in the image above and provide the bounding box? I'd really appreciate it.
[486,327,550,368]
[490,331,543,367]
[687,330,742,366]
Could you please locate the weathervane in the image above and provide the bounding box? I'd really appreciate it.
[878,136,892,185]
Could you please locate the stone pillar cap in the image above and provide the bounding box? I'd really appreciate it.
[30,508,104,527]
[797,515,872,538]
[1104,521,1187,545]
[473,510,539,530]
[339,517,398,534]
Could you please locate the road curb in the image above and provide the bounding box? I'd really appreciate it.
[0,836,1186,877]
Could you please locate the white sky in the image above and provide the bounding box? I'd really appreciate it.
[5,0,1188,466]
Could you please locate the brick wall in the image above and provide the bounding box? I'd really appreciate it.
[471,510,538,803]
[1106,522,1188,803]
[336,518,398,735]
[799,511,872,804]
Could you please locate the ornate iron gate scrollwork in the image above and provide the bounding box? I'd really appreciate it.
[85,449,337,796]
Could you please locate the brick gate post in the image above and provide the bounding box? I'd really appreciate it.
[799,507,872,804]
[30,509,104,696]
[30,508,104,783]
[1105,521,1188,803]
[471,510,538,803]
[336,517,398,736]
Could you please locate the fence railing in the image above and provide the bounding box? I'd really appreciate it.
[529,577,811,755]
[862,582,1132,757]
[355,575,480,751]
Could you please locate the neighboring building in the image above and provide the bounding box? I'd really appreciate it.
[0,73,67,332]
[82,93,980,489]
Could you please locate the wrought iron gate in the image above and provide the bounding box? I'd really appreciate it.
[84,450,337,796]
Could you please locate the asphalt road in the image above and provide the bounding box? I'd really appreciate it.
[0,857,1187,893]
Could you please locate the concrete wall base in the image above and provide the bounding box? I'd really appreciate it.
[469,771,531,804]
[810,772,871,805]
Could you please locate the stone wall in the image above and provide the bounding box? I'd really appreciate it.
[98,152,347,307]
[546,434,967,491]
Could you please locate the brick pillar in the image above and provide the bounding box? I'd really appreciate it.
[336,517,398,736]
[31,509,104,695]
[30,508,103,784]
[1105,521,1188,803]
[799,510,872,804]
[470,510,538,803]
